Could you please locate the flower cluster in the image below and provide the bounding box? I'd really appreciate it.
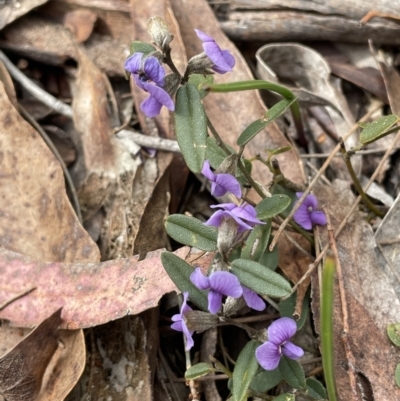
[124,28,235,118]
[293,192,327,230]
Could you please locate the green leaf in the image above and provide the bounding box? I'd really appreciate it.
[280,290,310,330]
[396,363,400,387]
[250,368,281,393]
[185,363,213,380]
[241,222,271,261]
[129,41,157,56]
[205,137,233,169]
[188,74,214,99]
[258,242,279,271]
[306,377,327,400]
[232,341,260,401]
[272,394,295,401]
[161,252,208,311]
[359,114,399,145]
[165,215,217,251]
[387,323,400,347]
[231,259,292,298]
[237,99,295,146]
[279,356,305,389]
[174,83,207,173]
[256,195,291,219]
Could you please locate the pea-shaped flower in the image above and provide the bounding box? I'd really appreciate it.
[256,317,304,370]
[293,192,327,230]
[171,292,194,350]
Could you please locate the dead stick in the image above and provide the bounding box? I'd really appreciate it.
[324,207,359,401]
[0,287,36,311]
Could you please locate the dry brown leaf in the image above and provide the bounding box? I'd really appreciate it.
[63,9,97,43]
[312,180,400,400]
[169,0,303,193]
[0,81,99,263]
[0,246,191,328]
[0,0,48,30]
[0,309,62,401]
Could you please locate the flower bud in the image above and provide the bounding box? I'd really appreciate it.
[164,73,181,97]
[147,16,173,52]
[185,310,219,332]
[186,53,215,76]
[223,296,246,316]
[217,217,239,257]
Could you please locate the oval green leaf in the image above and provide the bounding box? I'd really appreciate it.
[174,83,207,173]
[237,98,295,146]
[185,362,213,380]
[306,377,327,400]
[396,363,400,388]
[256,195,291,219]
[129,41,157,56]
[265,146,292,156]
[161,252,208,311]
[387,323,400,347]
[258,243,279,271]
[241,222,271,261]
[250,368,281,393]
[359,114,399,145]
[232,340,260,401]
[273,394,295,401]
[231,259,291,298]
[279,356,305,389]
[166,214,217,251]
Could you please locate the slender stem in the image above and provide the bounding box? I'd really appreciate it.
[205,80,306,146]
[320,255,338,401]
[207,118,266,199]
[339,138,384,218]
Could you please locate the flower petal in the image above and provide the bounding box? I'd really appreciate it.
[124,52,143,74]
[211,50,236,74]
[203,41,233,73]
[267,317,298,345]
[210,203,236,211]
[282,341,304,360]
[181,321,195,350]
[140,95,163,118]
[233,204,264,225]
[181,292,192,315]
[201,160,215,181]
[293,203,312,230]
[190,267,211,290]
[242,286,266,311]
[296,192,318,210]
[310,210,327,226]
[143,56,165,86]
[194,29,214,42]
[144,83,175,111]
[214,174,242,198]
[204,210,225,228]
[208,290,223,314]
[255,342,281,371]
[209,271,243,298]
[171,321,183,331]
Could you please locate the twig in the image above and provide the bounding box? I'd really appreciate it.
[158,349,182,401]
[116,129,180,152]
[0,49,73,118]
[18,104,83,223]
[324,207,359,401]
[300,147,394,158]
[269,104,382,251]
[0,287,36,311]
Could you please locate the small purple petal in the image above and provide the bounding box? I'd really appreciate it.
[171,321,183,331]
[204,210,225,227]
[214,174,242,198]
[145,83,175,110]
[194,29,214,42]
[211,50,236,74]
[140,95,163,118]
[233,204,264,225]
[124,53,143,74]
[181,292,192,315]
[201,160,216,181]
[210,203,237,211]
[282,342,304,359]
[310,211,327,226]
[143,56,165,86]
[267,317,298,345]
[190,268,211,290]
[255,342,281,371]
[242,286,266,311]
[209,271,243,298]
[182,321,195,350]
[227,213,254,232]
[208,290,223,314]
[203,41,233,73]
[296,192,318,210]
[293,203,313,230]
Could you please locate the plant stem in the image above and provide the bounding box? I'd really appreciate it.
[339,138,384,218]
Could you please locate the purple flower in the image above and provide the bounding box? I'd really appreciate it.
[124,52,175,118]
[194,29,235,74]
[202,160,242,198]
[205,203,264,233]
[242,286,266,311]
[171,292,194,350]
[190,268,243,314]
[293,192,327,231]
[256,317,304,371]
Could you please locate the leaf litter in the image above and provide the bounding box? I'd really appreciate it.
[0,0,400,400]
